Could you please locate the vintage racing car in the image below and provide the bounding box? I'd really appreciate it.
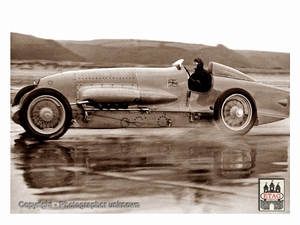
[11,59,290,140]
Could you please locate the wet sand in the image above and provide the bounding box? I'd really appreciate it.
[10,118,290,213]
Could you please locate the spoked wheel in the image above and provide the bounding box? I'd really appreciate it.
[214,91,257,135]
[19,88,72,140]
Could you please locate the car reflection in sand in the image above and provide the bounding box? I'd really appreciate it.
[13,137,257,189]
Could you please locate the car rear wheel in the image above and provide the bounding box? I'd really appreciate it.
[214,91,257,135]
[19,88,72,140]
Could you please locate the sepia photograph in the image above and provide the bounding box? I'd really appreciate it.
[4,0,299,223]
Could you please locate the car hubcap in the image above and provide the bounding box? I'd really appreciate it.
[230,106,244,118]
[39,107,54,121]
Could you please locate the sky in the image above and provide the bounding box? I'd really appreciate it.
[6,0,299,53]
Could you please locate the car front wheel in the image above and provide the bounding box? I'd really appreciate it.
[19,88,72,140]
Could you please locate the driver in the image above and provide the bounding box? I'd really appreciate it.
[188,58,212,92]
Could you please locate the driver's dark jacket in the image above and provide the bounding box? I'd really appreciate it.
[188,69,212,92]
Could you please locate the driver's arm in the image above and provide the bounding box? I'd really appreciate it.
[189,77,201,85]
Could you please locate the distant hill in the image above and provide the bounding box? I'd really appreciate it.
[11,33,289,70]
[236,50,290,70]
[11,33,86,62]
[58,40,252,68]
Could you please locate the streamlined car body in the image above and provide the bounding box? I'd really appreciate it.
[11,59,289,140]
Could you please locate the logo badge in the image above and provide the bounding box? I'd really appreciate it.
[167,78,178,87]
[259,178,285,211]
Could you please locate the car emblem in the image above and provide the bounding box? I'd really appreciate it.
[167,78,178,87]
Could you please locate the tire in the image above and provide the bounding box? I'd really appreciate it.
[214,90,257,135]
[12,84,36,106]
[19,88,72,140]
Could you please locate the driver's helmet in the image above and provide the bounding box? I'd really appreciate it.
[193,58,204,70]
